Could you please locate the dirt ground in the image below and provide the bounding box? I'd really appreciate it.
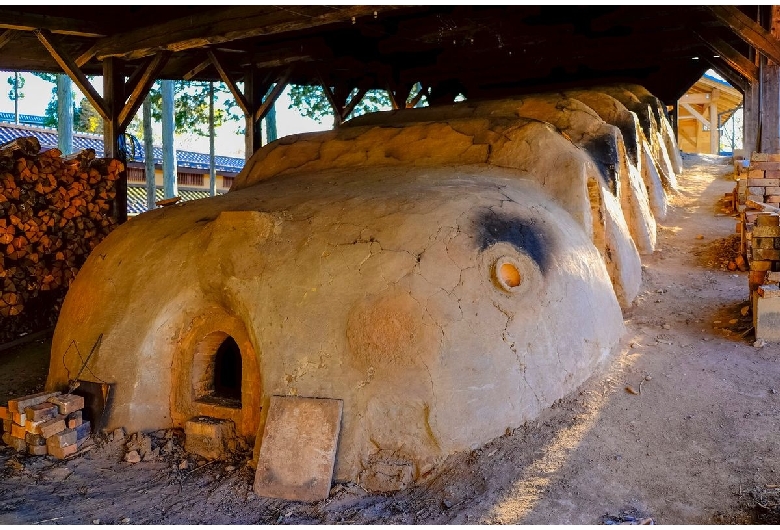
[2,153,780,524]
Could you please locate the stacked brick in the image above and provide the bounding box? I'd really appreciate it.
[0,391,90,458]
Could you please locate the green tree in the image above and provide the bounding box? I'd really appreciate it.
[146,80,241,135]
[6,73,25,102]
[287,84,427,124]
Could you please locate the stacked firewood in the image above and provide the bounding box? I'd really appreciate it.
[0,137,120,341]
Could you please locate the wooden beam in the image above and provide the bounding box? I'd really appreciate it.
[119,51,170,131]
[342,86,369,121]
[0,30,14,51]
[680,102,711,127]
[679,93,714,105]
[706,6,780,65]
[75,43,98,68]
[91,5,402,61]
[183,58,211,81]
[34,29,109,120]
[254,67,293,122]
[320,79,343,125]
[695,31,759,82]
[0,10,109,37]
[207,49,249,116]
[407,85,428,108]
[703,57,748,92]
[709,90,719,153]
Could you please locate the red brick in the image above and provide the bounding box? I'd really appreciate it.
[0,405,8,421]
[25,432,46,446]
[48,443,77,460]
[46,428,77,449]
[8,436,26,452]
[48,394,84,415]
[75,421,91,446]
[27,444,47,456]
[11,422,26,439]
[39,416,66,438]
[24,402,58,422]
[12,412,26,426]
[1,432,10,445]
[7,392,61,414]
[3,419,11,433]
[66,410,82,429]
[26,419,46,435]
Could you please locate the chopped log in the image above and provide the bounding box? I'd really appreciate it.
[0,146,121,343]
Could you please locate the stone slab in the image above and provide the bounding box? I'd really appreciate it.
[756,295,780,341]
[254,396,343,502]
[184,417,235,460]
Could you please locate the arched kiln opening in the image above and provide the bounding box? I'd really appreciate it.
[192,331,243,409]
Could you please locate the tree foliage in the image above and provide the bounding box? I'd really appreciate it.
[6,73,25,102]
[287,85,400,124]
[146,80,241,136]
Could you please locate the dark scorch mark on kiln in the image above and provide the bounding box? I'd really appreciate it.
[582,134,620,196]
[476,210,552,273]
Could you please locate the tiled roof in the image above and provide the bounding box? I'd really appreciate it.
[0,121,245,174]
[0,113,47,126]
[127,185,224,215]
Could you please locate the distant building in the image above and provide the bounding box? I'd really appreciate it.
[0,120,245,215]
[677,73,742,155]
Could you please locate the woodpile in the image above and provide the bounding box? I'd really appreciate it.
[0,391,90,458]
[0,137,120,342]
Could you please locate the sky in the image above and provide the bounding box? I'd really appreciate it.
[0,70,334,159]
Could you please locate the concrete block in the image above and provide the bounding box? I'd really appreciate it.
[754,248,780,261]
[66,410,82,429]
[756,295,780,341]
[48,443,77,460]
[747,194,766,203]
[7,391,61,413]
[753,237,776,249]
[747,170,766,179]
[27,444,47,456]
[766,271,780,282]
[748,186,767,195]
[254,396,343,502]
[24,402,58,422]
[749,178,780,186]
[753,226,780,238]
[752,161,780,171]
[758,284,780,298]
[8,436,27,452]
[767,187,780,195]
[755,213,780,226]
[48,394,84,415]
[39,416,66,438]
[184,417,236,460]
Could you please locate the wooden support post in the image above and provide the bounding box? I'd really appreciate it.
[243,66,262,160]
[143,94,156,211]
[56,74,73,155]
[103,57,127,224]
[209,81,217,196]
[745,81,760,155]
[760,5,780,153]
[161,79,178,199]
[709,98,719,154]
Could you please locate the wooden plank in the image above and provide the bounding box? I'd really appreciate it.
[680,102,711,127]
[254,67,293,122]
[34,29,109,120]
[119,51,170,130]
[91,6,402,61]
[0,10,109,37]
[706,6,780,65]
[75,42,98,68]
[695,32,759,82]
[208,49,249,116]
[0,30,14,51]
[183,58,211,81]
